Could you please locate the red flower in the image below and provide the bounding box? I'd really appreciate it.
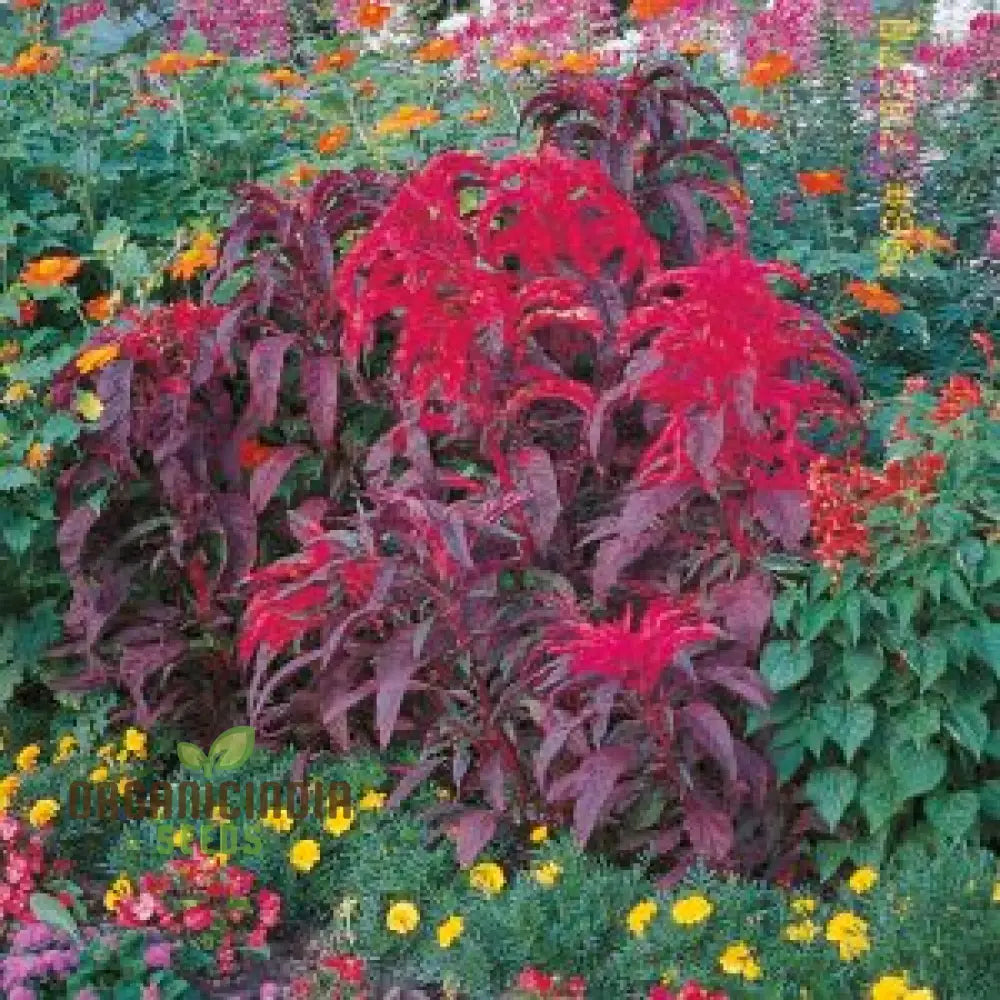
[517,967,556,996]
[182,904,214,932]
[239,439,277,471]
[932,374,982,424]
[321,953,366,984]
[17,300,39,326]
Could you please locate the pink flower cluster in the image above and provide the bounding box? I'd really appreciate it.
[113,849,281,978]
[744,0,870,70]
[58,0,107,33]
[2,921,82,1000]
[170,0,290,57]
[914,12,1000,96]
[0,815,48,929]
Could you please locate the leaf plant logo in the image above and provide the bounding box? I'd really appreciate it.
[176,726,256,780]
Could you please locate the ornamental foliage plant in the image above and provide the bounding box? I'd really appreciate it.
[759,357,1000,873]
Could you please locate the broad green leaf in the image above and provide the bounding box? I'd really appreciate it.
[30,892,81,942]
[944,571,974,611]
[806,767,858,832]
[925,790,978,842]
[859,769,896,831]
[890,586,919,631]
[0,466,37,492]
[843,646,883,698]
[980,780,1000,820]
[760,640,812,693]
[834,703,876,764]
[973,623,1000,679]
[891,743,946,800]
[799,598,842,643]
[176,742,207,773]
[892,703,941,745]
[842,592,862,646]
[815,839,851,882]
[944,703,989,759]
[916,635,948,691]
[208,725,255,772]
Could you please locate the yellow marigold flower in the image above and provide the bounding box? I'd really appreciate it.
[84,293,121,323]
[373,105,442,138]
[437,913,463,948]
[75,391,103,422]
[533,861,562,887]
[358,789,387,811]
[791,897,817,916]
[324,806,355,836]
[104,874,134,912]
[289,838,321,872]
[0,341,21,364]
[784,920,819,943]
[906,990,935,1000]
[15,744,41,772]
[262,808,294,833]
[0,774,20,812]
[825,911,870,961]
[386,900,420,934]
[89,765,110,783]
[529,824,549,844]
[28,797,60,828]
[75,344,120,375]
[260,67,306,89]
[97,743,115,760]
[627,899,658,936]
[464,107,493,124]
[10,44,62,77]
[870,974,911,1000]
[123,727,147,759]
[24,442,51,471]
[19,255,81,287]
[53,734,78,762]
[317,125,350,155]
[719,941,762,981]
[671,893,713,926]
[170,232,218,281]
[3,382,34,405]
[469,861,505,895]
[848,866,879,894]
[993,880,1000,903]
[414,37,460,63]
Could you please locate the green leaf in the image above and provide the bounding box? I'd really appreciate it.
[814,839,851,882]
[973,623,1000,679]
[979,780,1000,821]
[207,725,255,772]
[944,703,989,760]
[760,640,813,693]
[176,742,207,773]
[890,586,919,631]
[925,791,978,842]
[842,592,862,646]
[916,635,948,691]
[859,769,896,831]
[834,703,876,764]
[30,892,81,942]
[799,598,842,643]
[0,466,37,492]
[944,570,974,611]
[805,767,858,832]
[843,646,884,698]
[891,743,946,800]
[985,730,1000,761]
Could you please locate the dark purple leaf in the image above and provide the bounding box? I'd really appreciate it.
[452,809,499,868]
[753,488,810,548]
[681,702,738,782]
[374,627,421,749]
[511,446,561,552]
[249,446,305,514]
[683,799,734,861]
[301,353,340,449]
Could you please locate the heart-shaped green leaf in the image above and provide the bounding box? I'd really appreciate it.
[176,742,207,773]
[208,726,255,773]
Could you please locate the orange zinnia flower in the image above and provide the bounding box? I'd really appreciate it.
[415,38,460,63]
[895,227,953,253]
[20,256,81,288]
[353,77,378,99]
[260,67,306,89]
[146,51,197,76]
[283,164,319,188]
[845,280,902,315]
[239,439,276,470]
[316,125,351,155]
[629,0,678,20]
[464,107,493,124]
[495,45,547,72]
[374,105,441,137]
[313,50,358,74]
[559,51,602,75]
[797,170,846,196]
[76,344,121,375]
[678,40,711,58]
[13,0,44,10]
[84,293,121,323]
[169,233,218,282]
[358,0,391,29]
[743,51,795,88]
[11,44,61,77]
[730,105,776,130]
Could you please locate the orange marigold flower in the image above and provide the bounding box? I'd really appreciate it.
[14,0,45,10]
[679,40,711,58]
[283,164,319,187]
[313,49,358,74]
[24,442,51,471]
[464,107,493,124]
[76,344,120,375]
[169,233,218,282]
[358,0,391,29]
[146,51,197,76]
[798,169,846,196]
[730,105,776,130]
[630,0,678,21]
[316,125,351,155]
[10,44,61,77]
[495,44,547,72]
[845,280,901,315]
[353,77,378,99]
[559,51,602,75]
[743,51,795,88]
[84,293,121,323]
[0,341,21,364]
[895,227,954,254]
[20,256,81,288]
[239,439,276,470]
[415,37,460,63]
[373,105,441,137]
[260,67,306,89]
